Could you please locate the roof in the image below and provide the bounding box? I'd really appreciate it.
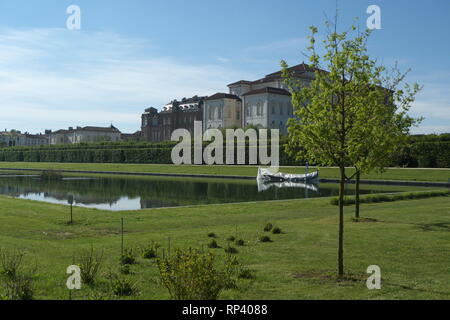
[242,87,291,97]
[78,126,120,133]
[227,63,319,88]
[227,80,253,87]
[205,93,242,101]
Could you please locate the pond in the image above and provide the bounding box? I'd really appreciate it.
[0,174,430,211]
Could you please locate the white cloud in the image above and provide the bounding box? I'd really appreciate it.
[0,27,252,133]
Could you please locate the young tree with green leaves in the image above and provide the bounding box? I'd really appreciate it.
[282,24,421,277]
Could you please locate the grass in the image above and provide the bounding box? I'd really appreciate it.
[0,193,449,299]
[0,162,449,182]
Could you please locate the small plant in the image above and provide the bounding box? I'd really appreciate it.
[207,232,216,238]
[108,273,138,297]
[224,245,238,254]
[235,239,245,246]
[226,236,236,242]
[259,235,272,243]
[3,273,35,300]
[120,248,136,265]
[272,227,282,234]
[238,267,254,279]
[263,223,273,232]
[157,248,235,300]
[0,248,24,279]
[138,241,160,259]
[120,264,132,275]
[76,246,103,286]
[207,239,219,249]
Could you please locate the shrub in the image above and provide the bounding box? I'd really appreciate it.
[120,264,132,275]
[224,245,238,254]
[3,273,35,300]
[120,248,136,265]
[238,267,254,279]
[259,235,272,243]
[138,242,160,259]
[235,239,245,246]
[207,232,216,238]
[263,223,273,232]
[108,273,138,297]
[207,239,219,249]
[272,227,282,234]
[157,248,235,300]
[0,248,24,279]
[76,246,103,286]
[226,236,236,242]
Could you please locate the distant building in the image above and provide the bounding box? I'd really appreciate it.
[121,131,142,142]
[141,95,205,142]
[47,125,121,145]
[227,62,318,132]
[0,130,48,147]
[203,93,242,131]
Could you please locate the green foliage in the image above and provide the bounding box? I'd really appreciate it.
[259,235,272,243]
[331,190,449,206]
[235,239,245,246]
[263,223,273,232]
[207,239,219,249]
[76,246,103,286]
[0,248,24,279]
[138,242,160,259]
[120,248,136,265]
[207,232,216,238]
[156,248,236,300]
[108,273,138,297]
[3,273,35,300]
[272,227,282,234]
[226,236,236,242]
[224,245,238,254]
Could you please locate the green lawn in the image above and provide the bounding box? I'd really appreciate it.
[1,162,450,182]
[0,194,449,300]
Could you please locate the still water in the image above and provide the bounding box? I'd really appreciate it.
[0,175,414,211]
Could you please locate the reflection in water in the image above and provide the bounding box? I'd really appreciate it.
[0,175,400,211]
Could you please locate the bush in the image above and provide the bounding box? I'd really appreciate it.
[235,239,245,246]
[259,235,272,243]
[157,248,235,300]
[224,245,238,254]
[238,267,254,279]
[108,273,138,297]
[120,264,132,275]
[330,190,449,206]
[3,273,35,300]
[0,249,24,279]
[263,223,273,232]
[76,247,103,286]
[272,227,282,234]
[207,239,219,249]
[120,248,136,265]
[226,236,236,242]
[138,242,160,259]
[207,232,216,238]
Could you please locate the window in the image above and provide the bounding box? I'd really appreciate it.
[271,104,275,114]
[236,109,240,120]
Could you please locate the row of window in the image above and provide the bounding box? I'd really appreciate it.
[245,101,292,117]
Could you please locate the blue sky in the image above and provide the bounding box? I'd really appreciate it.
[0,0,449,134]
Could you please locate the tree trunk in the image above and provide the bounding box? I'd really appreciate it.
[355,170,360,219]
[338,165,345,278]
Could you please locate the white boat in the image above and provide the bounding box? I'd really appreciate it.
[257,167,319,183]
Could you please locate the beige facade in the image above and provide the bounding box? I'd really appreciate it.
[203,93,242,131]
[48,125,121,145]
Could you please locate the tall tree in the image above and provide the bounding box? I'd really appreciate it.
[282,24,421,277]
